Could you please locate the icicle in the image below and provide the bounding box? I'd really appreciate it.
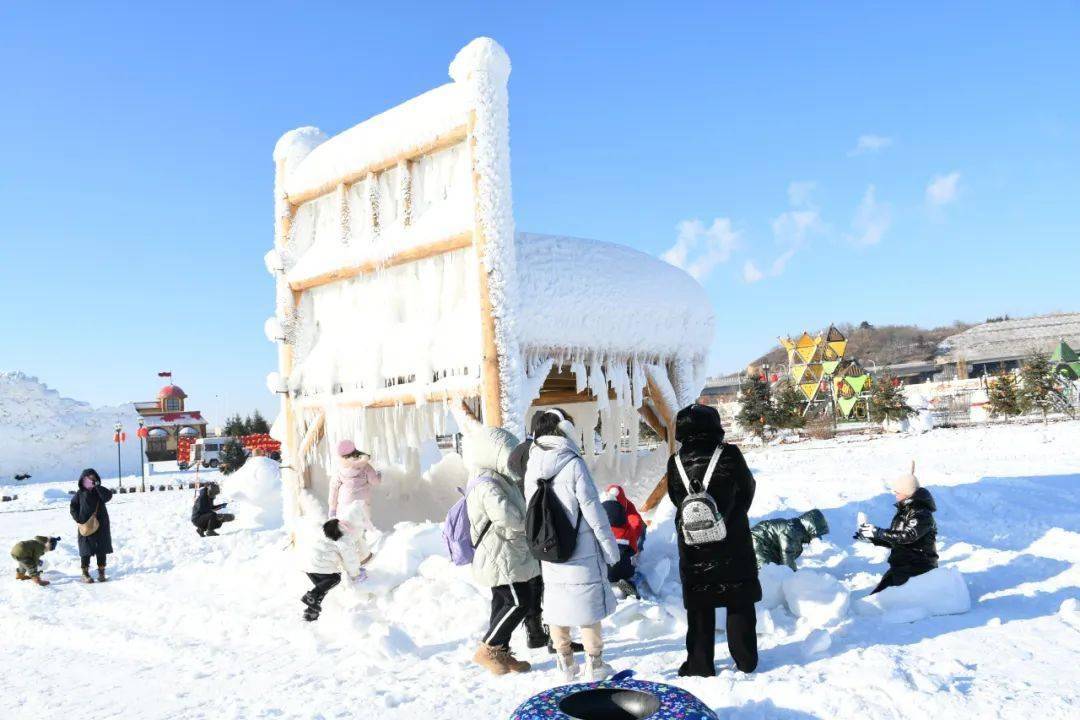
[398,159,412,227]
[570,361,587,394]
[367,172,380,239]
[588,363,609,411]
[338,182,351,246]
[631,360,645,409]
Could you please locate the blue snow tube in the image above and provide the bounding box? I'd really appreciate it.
[509,670,717,720]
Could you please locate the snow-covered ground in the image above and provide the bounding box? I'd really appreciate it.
[3,422,1079,719]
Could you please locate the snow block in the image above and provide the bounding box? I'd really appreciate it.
[866,567,971,623]
[361,523,446,596]
[758,563,795,610]
[782,570,850,627]
[801,628,832,658]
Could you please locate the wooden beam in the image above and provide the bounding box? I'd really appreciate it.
[298,386,481,411]
[274,166,306,502]
[297,412,326,459]
[638,403,667,443]
[641,473,670,513]
[467,110,504,428]
[288,232,473,292]
[285,125,469,206]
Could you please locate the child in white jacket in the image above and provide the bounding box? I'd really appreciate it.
[301,519,364,621]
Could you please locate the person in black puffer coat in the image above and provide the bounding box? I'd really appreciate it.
[191,483,235,537]
[69,468,114,583]
[666,404,761,676]
[857,463,938,593]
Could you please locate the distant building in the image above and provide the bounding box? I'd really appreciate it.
[937,313,1080,379]
[134,384,208,461]
[698,373,745,405]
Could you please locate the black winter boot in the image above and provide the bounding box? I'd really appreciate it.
[547,633,585,655]
[205,529,219,537]
[524,615,549,650]
[303,607,320,622]
[196,527,206,537]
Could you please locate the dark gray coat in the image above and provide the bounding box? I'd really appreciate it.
[70,484,114,556]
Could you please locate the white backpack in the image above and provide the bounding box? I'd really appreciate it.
[674,447,727,546]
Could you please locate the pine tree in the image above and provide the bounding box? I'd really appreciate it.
[987,373,1022,418]
[218,440,248,475]
[771,378,806,430]
[1019,351,1067,421]
[248,410,270,435]
[223,414,247,437]
[868,372,914,423]
[737,375,773,439]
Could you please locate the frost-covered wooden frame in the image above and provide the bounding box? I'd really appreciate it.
[268,40,520,496]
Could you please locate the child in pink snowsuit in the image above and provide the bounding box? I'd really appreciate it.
[328,440,381,541]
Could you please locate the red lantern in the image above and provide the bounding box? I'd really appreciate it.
[771,374,779,382]
[759,374,766,381]
[137,427,149,439]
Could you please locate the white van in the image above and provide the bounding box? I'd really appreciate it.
[191,437,232,468]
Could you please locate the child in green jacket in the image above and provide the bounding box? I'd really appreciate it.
[10,535,60,586]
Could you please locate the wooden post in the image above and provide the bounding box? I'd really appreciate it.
[467,110,503,428]
[275,159,304,503]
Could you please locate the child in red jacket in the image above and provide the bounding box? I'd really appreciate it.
[602,485,646,599]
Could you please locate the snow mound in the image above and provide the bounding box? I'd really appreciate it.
[782,570,851,626]
[361,522,447,596]
[862,568,971,623]
[225,456,284,530]
[0,371,141,484]
[802,628,832,657]
[604,599,680,640]
[1060,598,1080,632]
[758,563,796,610]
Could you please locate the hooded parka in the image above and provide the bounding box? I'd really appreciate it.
[666,404,761,609]
[751,509,829,570]
[524,435,621,627]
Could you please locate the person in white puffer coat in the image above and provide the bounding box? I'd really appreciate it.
[524,408,621,682]
[457,411,541,676]
[299,518,364,622]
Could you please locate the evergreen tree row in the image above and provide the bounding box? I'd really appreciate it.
[222,410,271,438]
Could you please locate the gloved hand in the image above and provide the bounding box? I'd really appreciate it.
[855,523,877,543]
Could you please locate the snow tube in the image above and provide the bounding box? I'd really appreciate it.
[510,670,717,720]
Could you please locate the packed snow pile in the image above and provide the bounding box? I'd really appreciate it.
[782,569,851,626]
[4,408,1079,719]
[860,567,972,623]
[225,456,284,530]
[0,371,142,485]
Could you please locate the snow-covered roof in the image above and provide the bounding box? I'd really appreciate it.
[142,412,206,428]
[516,233,713,362]
[939,313,1080,363]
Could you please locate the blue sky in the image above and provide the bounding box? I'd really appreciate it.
[2,3,1077,423]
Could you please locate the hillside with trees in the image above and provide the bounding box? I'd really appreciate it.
[750,320,975,370]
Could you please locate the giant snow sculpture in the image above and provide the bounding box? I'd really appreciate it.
[267,38,714,529]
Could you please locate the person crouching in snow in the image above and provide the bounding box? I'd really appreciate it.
[856,462,938,594]
[525,408,622,682]
[456,410,540,676]
[751,509,829,571]
[301,518,365,622]
[191,483,235,537]
[602,485,645,599]
[11,535,60,586]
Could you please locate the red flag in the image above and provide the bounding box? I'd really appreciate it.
[158,371,172,378]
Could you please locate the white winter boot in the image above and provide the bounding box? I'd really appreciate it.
[555,651,580,683]
[584,653,614,682]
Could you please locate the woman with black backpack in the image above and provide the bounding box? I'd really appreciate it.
[667,404,760,676]
[524,408,621,682]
